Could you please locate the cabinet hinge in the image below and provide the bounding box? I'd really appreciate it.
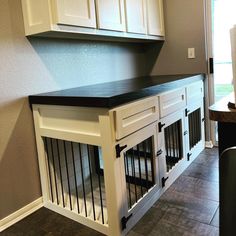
[115,144,127,158]
[185,108,190,117]
[209,57,214,74]
[202,117,205,122]
[157,149,163,156]
[187,152,192,161]
[158,122,166,132]
[161,176,169,188]
[184,130,188,136]
[121,214,133,230]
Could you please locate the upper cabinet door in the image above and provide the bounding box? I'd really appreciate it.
[96,0,126,32]
[125,0,147,34]
[147,0,165,36]
[54,0,96,28]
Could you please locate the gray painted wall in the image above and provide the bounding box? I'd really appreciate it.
[0,0,149,219]
[0,0,207,221]
[150,0,207,75]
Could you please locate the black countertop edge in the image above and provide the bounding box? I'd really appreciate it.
[29,74,205,109]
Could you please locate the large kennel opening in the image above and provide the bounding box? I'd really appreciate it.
[43,137,107,225]
[164,120,183,172]
[123,136,155,210]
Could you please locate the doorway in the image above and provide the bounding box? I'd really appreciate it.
[206,0,236,144]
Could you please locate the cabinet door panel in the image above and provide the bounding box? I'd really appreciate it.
[54,0,96,28]
[96,0,125,31]
[125,0,147,34]
[147,0,165,36]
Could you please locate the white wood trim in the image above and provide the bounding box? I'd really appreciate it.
[0,197,43,232]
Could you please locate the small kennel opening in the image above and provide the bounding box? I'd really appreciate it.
[188,108,202,150]
[123,137,155,210]
[43,137,107,225]
[164,120,183,172]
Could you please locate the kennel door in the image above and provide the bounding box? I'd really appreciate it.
[116,123,161,231]
[158,110,186,189]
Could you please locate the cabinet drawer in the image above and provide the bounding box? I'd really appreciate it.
[186,81,203,104]
[113,97,159,140]
[159,88,186,118]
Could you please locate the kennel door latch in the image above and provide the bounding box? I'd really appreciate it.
[116,144,127,158]
[121,213,133,230]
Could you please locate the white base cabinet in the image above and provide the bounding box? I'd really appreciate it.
[31,80,204,235]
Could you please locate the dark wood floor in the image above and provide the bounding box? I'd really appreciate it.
[2,148,219,236]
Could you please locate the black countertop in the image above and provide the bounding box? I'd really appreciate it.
[29,74,204,108]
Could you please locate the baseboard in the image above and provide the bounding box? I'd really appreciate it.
[0,197,43,232]
[205,141,214,148]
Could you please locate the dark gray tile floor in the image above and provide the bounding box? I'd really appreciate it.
[1,148,219,236]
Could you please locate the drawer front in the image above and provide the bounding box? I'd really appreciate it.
[186,81,203,104]
[114,96,159,140]
[159,88,186,118]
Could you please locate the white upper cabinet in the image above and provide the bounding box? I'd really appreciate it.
[147,0,165,36]
[21,0,165,40]
[53,0,96,28]
[96,0,126,32]
[125,0,147,34]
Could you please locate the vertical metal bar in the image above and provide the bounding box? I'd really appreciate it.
[87,145,96,221]
[164,128,169,159]
[178,121,183,158]
[143,140,149,191]
[78,143,87,217]
[63,141,72,210]
[176,120,181,160]
[44,138,54,202]
[199,109,202,140]
[190,112,193,149]
[56,139,65,208]
[131,148,138,203]
[193,111,195,146]
[167,126,172,170]
[137,144,143,197]
[71,142,80,213]
[194,110,197,146]
[174,123,178,160]
[50,138,59,205]
[172,123,176,159]
[94,146,104,224]
[149,137,155,184]
[188,114,191,149]
[196,110,199,142]
[125,152,132,208]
